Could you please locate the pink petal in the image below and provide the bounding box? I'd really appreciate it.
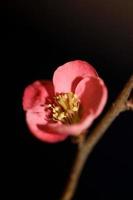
[37,112,95,136]
[23,80,54,111]
[75,77,108,118]
[26,106,68,143]
[53,60,98,93]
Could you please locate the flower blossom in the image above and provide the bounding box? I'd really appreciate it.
[22,60,108,143]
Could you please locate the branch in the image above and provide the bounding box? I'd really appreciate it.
[60,75,133,200]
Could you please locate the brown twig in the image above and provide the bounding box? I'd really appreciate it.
[60,75,133,200]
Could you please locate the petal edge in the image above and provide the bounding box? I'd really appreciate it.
[53,60,98,93]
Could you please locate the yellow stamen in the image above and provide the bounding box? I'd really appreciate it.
[48,92,81,124]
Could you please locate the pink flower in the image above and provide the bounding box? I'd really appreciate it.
[22,60,108,143]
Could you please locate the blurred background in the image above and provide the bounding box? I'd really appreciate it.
[6,0,133,199]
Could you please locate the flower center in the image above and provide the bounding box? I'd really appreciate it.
[48,92,80,124]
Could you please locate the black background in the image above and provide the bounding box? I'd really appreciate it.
[6,0,133,199]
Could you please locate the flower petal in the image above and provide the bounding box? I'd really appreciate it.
[26,106,68,143]
[75,76,108,118]
[37,112,95,136]
[23,80,54,111]
[53,60,98,93]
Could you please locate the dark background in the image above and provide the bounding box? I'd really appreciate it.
[6,0,133,199]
